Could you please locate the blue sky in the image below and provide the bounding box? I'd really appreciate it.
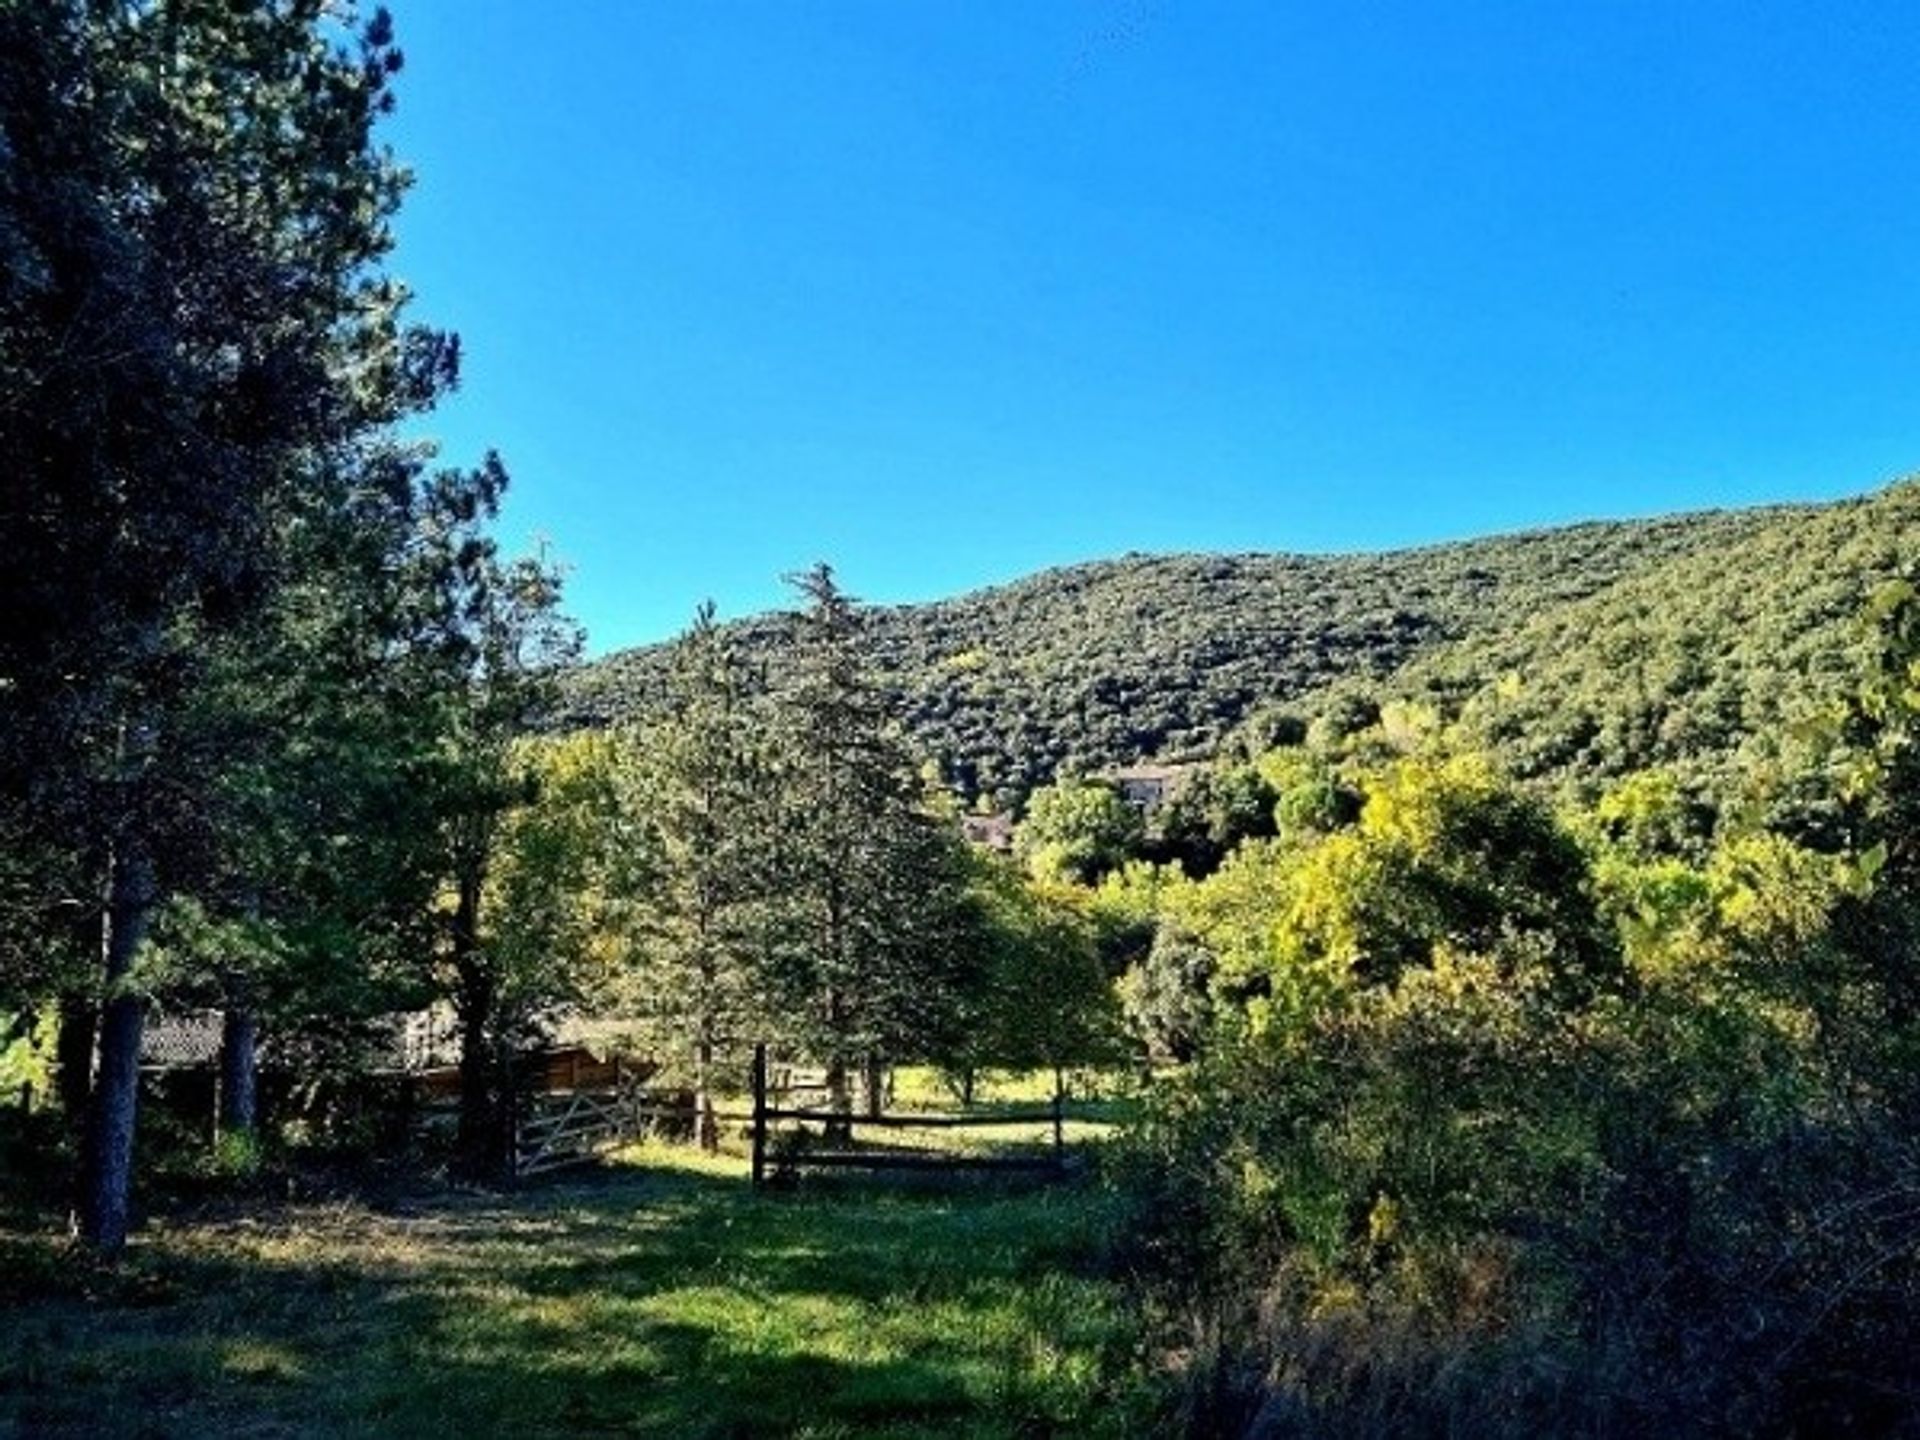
[383,2,1920,655]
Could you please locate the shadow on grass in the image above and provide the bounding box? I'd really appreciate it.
[0,1158,1148,1439]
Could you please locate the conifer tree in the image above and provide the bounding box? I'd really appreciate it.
[619,605,776,1149]
[0,1,490,1247]
[419,520,582,1178]
[767,566,976,1128]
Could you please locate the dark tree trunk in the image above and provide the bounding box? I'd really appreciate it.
[80,836,154,1254]
[452,863,501,1178]
[823,985,851,1143]
[823,1060,852,1143]
[862,1052,885,1120]
[218,998,258,1141]
[960,1067,976,1108]
[56,991,96,1128]
[455,971,499,1178]
[694,1030,718,1153]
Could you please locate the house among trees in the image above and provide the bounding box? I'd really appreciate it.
[136,1006,467,1073]
[1102,764,1193,813]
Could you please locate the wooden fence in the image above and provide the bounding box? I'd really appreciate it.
[747,1044,1069,1188]
[511,1045,1088,1185]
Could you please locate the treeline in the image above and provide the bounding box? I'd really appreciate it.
[473,570,1119,1155]
[561,492,1920,811]
[563,507,1794,801]
[0,1,587,1250]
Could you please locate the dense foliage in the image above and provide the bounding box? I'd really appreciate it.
[585,575,1127,1125]
[1393,480,1920,818]
[562,492,1920,807]
[1096,575,1920,1436]
[0,0,572,1245]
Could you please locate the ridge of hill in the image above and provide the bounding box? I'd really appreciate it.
[562,485,1919,803]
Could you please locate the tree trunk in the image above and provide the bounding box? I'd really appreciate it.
[823,985,851,1143]
[694,1030,718,1153]
[823,1059,851,1142]
[455,965,498,1179]
[218,997,258,1142]
[56,991,96,1129]
[451,865,500,1179]
[862,1052,885,1120]
[80,836,155,1254]
[960,1067,976,1108]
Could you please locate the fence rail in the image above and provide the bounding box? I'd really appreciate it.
[748,1044,1069,1187]
[510,1047,1089,1184]
[760,1107,1062,1130]
[789,1151,1065,1173]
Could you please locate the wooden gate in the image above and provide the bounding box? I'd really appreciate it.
[512,1066,657,1178]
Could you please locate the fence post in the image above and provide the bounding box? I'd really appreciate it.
[614,1055,633,1143]
[751,1042,767,1189]
[1052,1074,1065,1172]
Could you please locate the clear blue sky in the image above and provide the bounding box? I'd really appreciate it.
[383,1,1920,655]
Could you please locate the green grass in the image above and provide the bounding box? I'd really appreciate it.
[885,1067,1136,1111]
[0,1141,1159,1438]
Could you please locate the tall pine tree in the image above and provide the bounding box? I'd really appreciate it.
[767,566,976,1129]
[0,1,491,1249]
[619,605,777,1150]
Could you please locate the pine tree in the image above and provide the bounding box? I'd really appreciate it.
[0,1,482,1248]
[766,566,976,1130]
[420,521,582,1179]
[180,448,517,1149]
[618,605,777,1149]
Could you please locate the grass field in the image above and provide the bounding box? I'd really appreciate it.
[0,1140,1159,1438]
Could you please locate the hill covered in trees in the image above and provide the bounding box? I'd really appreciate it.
[1390,480,1920,804]
[563,481,1918,804]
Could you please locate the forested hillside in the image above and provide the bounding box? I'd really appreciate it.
[563,484,1916,803]
[1388,480,1920,809]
